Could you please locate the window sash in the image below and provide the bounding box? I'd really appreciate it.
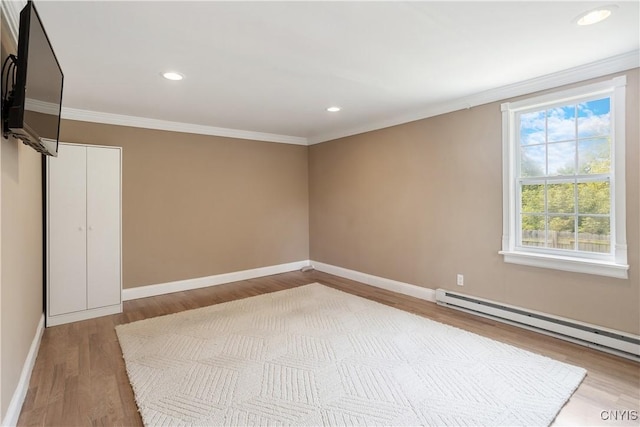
[516,188,613,259]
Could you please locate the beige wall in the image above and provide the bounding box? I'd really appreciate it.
[1,139,43,419]
[309,69,640,335]
[0,19,45,420]
[60,121,310,289]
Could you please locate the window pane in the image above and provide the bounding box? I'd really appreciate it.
[578,138,610,174]
[547,216,575,250]
[547,183,575,213]
[520,111,545,146]
[520,145,545,177]
[578,98,610,138]
[521,214,545,247]
[578,216,610,253]
[578,181,610,214]
[547,141,576,175]
[547,105,576,142]
[521,184,544,213]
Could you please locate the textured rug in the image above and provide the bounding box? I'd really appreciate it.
[116,283,586,426]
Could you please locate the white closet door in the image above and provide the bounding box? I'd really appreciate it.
[86,147,121,309]
[48,144,87,316]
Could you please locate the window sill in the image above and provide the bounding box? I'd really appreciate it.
[499,250,629,279]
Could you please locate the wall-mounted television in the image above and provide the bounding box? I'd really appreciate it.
[2,1,64,157]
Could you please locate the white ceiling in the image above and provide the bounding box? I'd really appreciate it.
[21,1,640,144]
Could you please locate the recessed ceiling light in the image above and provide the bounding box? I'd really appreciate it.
[576,7,614,26]
[326,106,341,112]
[162,71,184,81]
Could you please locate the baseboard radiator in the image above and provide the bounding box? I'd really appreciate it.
[435,289,640,360]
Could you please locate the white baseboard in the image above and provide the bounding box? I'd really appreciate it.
[122,260,311,301]
[2,314,45,427]
[311,261,436,302]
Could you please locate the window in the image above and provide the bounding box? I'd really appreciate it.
[500,76,628,279]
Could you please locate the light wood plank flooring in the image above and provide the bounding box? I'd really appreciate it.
[18,270,640,426]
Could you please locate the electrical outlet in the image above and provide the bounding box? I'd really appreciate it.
[456,274,464,286]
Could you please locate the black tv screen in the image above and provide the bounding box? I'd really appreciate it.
[7,1,63,157]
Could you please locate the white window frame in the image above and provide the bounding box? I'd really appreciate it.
[500,76,628,279]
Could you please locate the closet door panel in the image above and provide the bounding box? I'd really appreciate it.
[48,144,87,316]
[86,147,121,309]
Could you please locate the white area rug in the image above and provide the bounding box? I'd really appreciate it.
[116,283,586,426]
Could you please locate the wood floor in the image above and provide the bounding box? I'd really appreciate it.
[18,270,640,426]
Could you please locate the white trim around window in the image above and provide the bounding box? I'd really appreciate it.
[500,76,628,279]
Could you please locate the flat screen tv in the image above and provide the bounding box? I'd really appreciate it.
[3,1,63,157]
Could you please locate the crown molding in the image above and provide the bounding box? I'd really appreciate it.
[0,0,26,43]
[61,108,308,146]
[307,50,640,145]
[26,98,59,114]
